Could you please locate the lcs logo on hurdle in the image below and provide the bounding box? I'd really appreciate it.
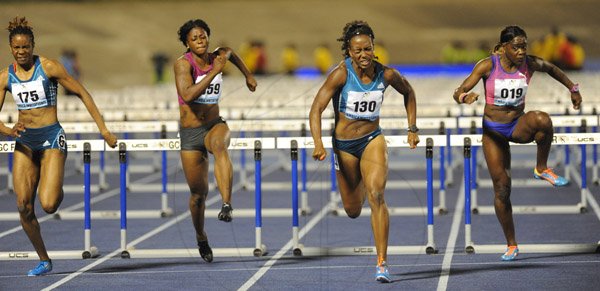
[353,247,375,253]
[8,252,29,258]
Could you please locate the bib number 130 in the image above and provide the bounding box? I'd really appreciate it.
[353,101,376,113]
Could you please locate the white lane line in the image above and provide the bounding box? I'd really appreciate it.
[436,177,465,291]
[238,195,337,291]
[40,161,283,290]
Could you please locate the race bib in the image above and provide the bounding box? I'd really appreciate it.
[192,73,223,104]
[344,90,383,120]
[11,79,48,110]
[493,78,527,107]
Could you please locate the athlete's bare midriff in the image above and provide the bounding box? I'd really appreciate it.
[334,113,379,139]
[17,106,58,128]
[179,103,220,128]
[483,103,525,123]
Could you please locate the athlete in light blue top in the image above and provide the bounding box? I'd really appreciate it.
[309,20,419,283]
[0,17,118,276]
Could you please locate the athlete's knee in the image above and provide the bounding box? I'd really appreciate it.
[209,138,229,154]
[16,200,35,220]
[190,192,207,207]
[531,111,552,129]
[367,190,385,206]
[41,201,60,214]
[344,206,362,219]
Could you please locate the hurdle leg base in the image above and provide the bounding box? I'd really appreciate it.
[160,208,174,218]
[580,206,588,213]
[300,208,312,216]
[465,245,475,254]
[425,246,438,254]
[253,244,268,257]
[471,208,479,215]
[438,208,448,215]
[121,250,130,259]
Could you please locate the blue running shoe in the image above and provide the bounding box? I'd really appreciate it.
[27,260,52,276]
[501,246,519,261]
[534,168,569,187]
[375,261,391,283]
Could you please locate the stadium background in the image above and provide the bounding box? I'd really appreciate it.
[1,0,599,90]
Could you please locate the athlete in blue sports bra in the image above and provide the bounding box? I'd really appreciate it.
[309,20,419,283]
[0,17,118,276]
[453,26,582,261]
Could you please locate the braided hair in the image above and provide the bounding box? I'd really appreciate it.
[177,19,210,48]
[7,16,34,47]
[493,25,527,53]
[337,20,375,58]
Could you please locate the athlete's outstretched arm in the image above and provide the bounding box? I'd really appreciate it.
[453,58,492,104]
[214,47,256,92]
[385,68,419,148]
[528,55,582,109]
[309,64,345,161]
[42,58,117,147]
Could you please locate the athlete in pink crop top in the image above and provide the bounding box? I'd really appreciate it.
[173,19,256,263]
[452,25,582,261]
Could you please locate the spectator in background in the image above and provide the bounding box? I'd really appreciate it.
[314,43,333,75]
[441,40,468,64]
[374,41,389,65]
[281,43,300,75]
[253,40,268,75]
[472,41,492,62]
[535,26,566,65]
[151,52,169,84]
[59,48,80,95]
[241,40,268,75]
[557,35,585,71]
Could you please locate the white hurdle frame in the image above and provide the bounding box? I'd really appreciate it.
[455,134,600,255]
[110,138,275,258]
[457,115,600,215]
[0,140,105,260]
[278,135,446,256]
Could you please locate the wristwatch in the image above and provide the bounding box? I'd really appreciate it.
[570,83,579,93]
[408,125,419,133]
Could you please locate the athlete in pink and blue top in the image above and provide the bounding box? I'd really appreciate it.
[174,19,256,263]
[453,25,583,261]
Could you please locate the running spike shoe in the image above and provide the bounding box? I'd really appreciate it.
[501,246,519,261]
[198,240,213,263]
[375,261,392,283]
[534,168,569,187]
[27,260,52,276]
[218,203,233,222]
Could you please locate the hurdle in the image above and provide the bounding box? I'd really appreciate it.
[290,132,451,217]
[0,140,104,260]
[278,136,444,256]
[457,115,599,214]
[111,138,275,258]
[457,135,600,254]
